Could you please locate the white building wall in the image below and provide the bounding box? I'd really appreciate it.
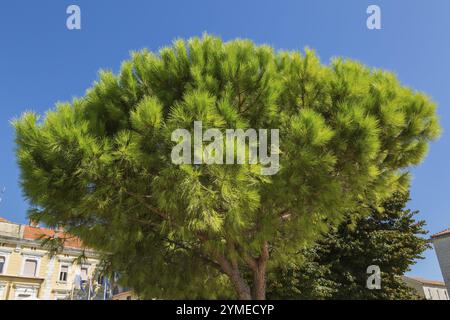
[423,285,449,300]
[433,235,450,293]
[0,282,7,299]
[0,222,21,238]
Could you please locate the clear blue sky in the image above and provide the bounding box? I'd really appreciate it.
[1,0,449,281]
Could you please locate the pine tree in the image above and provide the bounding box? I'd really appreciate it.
[14,35,440,299]
[267,192,430,300]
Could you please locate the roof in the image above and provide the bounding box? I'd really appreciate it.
[23,225,83,249]
[431,228,450,239]
[1,215,84,249]
[405,276,446,287]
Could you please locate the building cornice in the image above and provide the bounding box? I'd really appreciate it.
[0,235,99,258]
[431,228,450,240]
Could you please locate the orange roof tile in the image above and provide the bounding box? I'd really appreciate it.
[431,228,450,239]
[406,276,446,287]
[23,225,83,249]
[0,217,10,223]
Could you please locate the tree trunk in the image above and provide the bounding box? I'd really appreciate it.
[252,241,269,300]
[215,242,269,300]
[252,268,266,300]
[230,268,252,300]
[215,253,252,300]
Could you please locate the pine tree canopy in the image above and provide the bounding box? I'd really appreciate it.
[14,35,440,299]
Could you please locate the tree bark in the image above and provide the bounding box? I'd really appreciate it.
[215,242,270,300]
[230,268,252,300]
[215,253,252,300]
[251,241,269,300]
[252,268,266,300]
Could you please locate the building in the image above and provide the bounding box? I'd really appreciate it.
[0,217,102,300]
[431,228,450,293]
[112,290,138,300]
[403,276,449,300]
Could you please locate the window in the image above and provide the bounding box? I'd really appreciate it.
[55,294,69,300]
[97,274,104,285]
[81,267,88,282]
[14,285,38,300]
[59,265,69,282]
[0,256,5,274]
[23,259,37,277]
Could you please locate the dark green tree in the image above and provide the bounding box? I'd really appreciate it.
[14,35,439,299]
[267,192,430,300]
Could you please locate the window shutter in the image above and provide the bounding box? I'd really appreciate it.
[0,256,5,274]
[23,259,37,277]
[81,267,88,281]
[59,265,69,281]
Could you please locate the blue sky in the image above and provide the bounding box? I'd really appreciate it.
[0,0,449,280]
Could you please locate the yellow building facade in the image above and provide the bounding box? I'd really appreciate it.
[0,217,101,300]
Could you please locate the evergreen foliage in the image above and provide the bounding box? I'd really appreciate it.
[267,192,429,300]
[14,35,440,299]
